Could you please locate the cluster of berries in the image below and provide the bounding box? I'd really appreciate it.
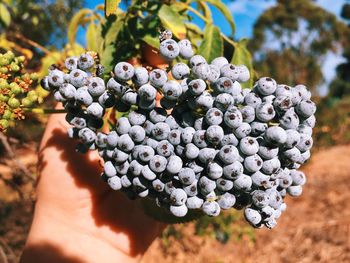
[0,51,39,131]
[43,30,316,229]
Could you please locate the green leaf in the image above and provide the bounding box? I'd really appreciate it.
[68,9,92,45]
[203,0,235,35]
[104,18,123,45]
[231,39,254,88]
[86,22,100,52]
[0,4,11,27]
[198,24,223,63]
[141,34,160,49]
[100,44,116,74]
[104,0,121,17]
[158,5,186,39]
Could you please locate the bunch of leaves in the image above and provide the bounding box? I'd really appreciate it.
[313,96,350,147]
[67,0,253,88]
[0,51,39,132]
[249,0,349,93]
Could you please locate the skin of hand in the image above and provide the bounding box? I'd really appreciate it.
[20,108,165,263]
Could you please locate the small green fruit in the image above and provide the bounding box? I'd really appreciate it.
[8,97,20,108]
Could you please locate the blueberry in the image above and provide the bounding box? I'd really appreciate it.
[59,83,76,99]
[244,208,262,226]
[224,107,243,128]
[162,80,182,100]
[178,39,194,59]
[220,133,239,147]
[264,126,287,145]
[171,63,190,80]
[160,39,180,60]
[287,185,303,197]
[294,84,311,100]
[128,125,146,143]
[251,171,270,188]
[190,55,206,67]
[141,165,157,180]
[250,121,268,136]
[193,130,208,149]
[194,91,214,110]
[115,161,129,175]
[151,122,170,140]
[279,108,300,129]
[149,69,168,88]
[168,129,182,145]
[223,161,243,179]
[244,154,263,173]
[261,157,281,174]
[104,161,117,177]
[138,146,155,162]
[78,54,94,70]
[207,64,221,83]
[240,105,255,123]
[107,77,128,96]
[114,62,134,81]
[184,143,200,159]
[233,174,252,191]
[244,92,262,108]
[183,180,198,197]
[98,91,115,108]
[121,90,138,105]
[178,168,196,185]
[149,108,167,123]
[69,69,87,87]
[210,57,229,69]
[296,134,313,152]
[295,100,316,118]
[65,56,78,71]
[240,137,259,156]
[87,102,104,118]
[166,155,183,174]
[252,190,270,208]
[220,64,240,81]
[121,175,132,188]
[186,196,204,209]
[237,65,250,82]
[192,63,211,80]
[205,125,224,145]
[156,140,174,157]
[218,145,240,164]
[116,117,131,134]
[202,201,220,217]
[152,179,165,192]
[188,79,206,95]
[133,66,149,86]
[129,160,143,176]
[78,127,96,143]
[87,77,105,97]
[107,176,122,190]
[170,204,188,217]
[205,107,223,125]
[138,84,157,101]
[256,102,275,122]
[234,122,251,139]
[216,179,234,192]
[149,155,167,173]
[214,93,234,112]
[290,170,306,186]
[117,134,135,152]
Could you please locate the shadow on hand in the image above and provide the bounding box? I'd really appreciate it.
[38,128,164,257]
[20,243,84,263]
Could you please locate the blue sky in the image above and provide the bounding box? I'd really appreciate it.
[82,0,348,95]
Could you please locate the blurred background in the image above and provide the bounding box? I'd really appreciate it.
[0,0,349,262]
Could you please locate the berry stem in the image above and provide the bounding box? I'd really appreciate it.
[22,108,67,114]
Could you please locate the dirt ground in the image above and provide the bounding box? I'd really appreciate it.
[0,143,349,263]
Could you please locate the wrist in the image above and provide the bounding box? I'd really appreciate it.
[21,202,144,263]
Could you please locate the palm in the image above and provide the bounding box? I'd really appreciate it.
[37,112,164,257]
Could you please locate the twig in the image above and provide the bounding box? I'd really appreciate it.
[0,173,25,199]
[22,108,67,114]
[0,133,34,182]
[13,33,51,55]
[0,238,15,263]
[0,244,8,263]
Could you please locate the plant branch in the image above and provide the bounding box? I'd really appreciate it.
[13,33,51,55]
[0,133,34,182]
[22,108,67,114]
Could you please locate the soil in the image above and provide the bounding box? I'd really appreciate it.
[1,143,349,263]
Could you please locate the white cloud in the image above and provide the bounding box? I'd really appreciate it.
[228,0,275,17]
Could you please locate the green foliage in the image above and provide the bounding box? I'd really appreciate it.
[0,3,11,28]
[231,39,253,88]
[250,0,349,93]
[0,0,84,50]
[158,5,186,39]
[198,25,223,63]
[105,0,121,17]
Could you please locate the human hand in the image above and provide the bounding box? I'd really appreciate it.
[20,107,165,263]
